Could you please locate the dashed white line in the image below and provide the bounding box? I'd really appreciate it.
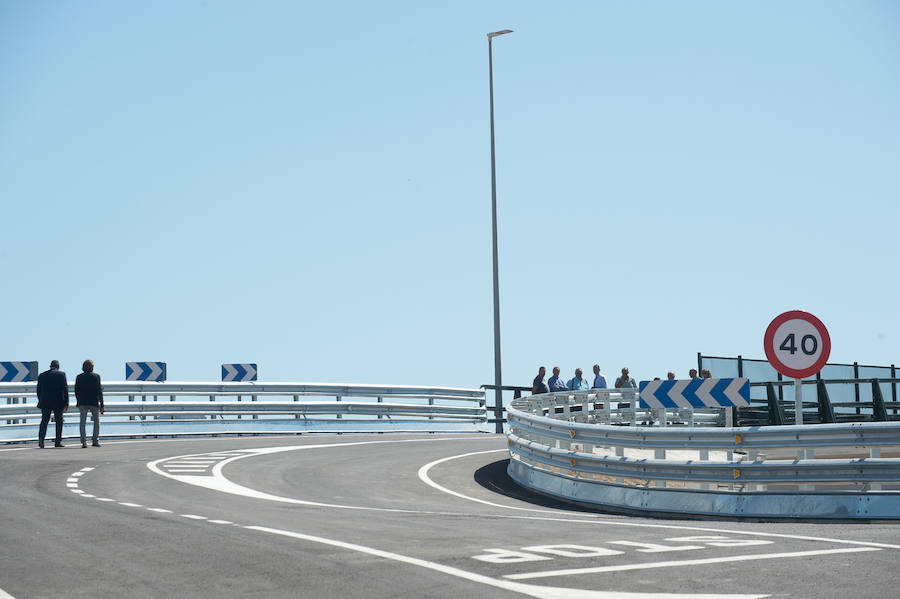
[146,508,172,513]
[181,514,208,520]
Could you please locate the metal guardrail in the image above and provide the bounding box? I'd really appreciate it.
[506,391,900,520]
[0,382,487,442]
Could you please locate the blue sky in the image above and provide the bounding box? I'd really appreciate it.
[2,1,898,388]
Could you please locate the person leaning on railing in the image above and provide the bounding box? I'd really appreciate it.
[615,366,636,389]
[567,368,590,391]
[547,367,567,392]
[592,365,608,389]
[532,366,550,395]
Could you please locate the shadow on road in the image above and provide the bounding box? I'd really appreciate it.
[473,459,599,513]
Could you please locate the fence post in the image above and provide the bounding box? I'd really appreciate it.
[494,389,504,434]
[872,380,888,422]
[766,383,786,425]
[853,362,860,415]
[816,381,836,424]
[892,365,897,416]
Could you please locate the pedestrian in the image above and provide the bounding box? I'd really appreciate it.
[547,367,567,392]
[532,366,549,395]
[37,360,69,448]
[689,368,699,379]
[75,359,104,448]
[592,364,607,389]
[667,371,676,380]
[701,369,712,379]
[615,367,636,389]
[567,368,590,391]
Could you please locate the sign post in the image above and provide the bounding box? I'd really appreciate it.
[764,311,831,425]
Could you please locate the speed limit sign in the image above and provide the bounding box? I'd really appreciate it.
[764,310,831,379]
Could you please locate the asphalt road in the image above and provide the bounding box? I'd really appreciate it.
[1,433,898,598]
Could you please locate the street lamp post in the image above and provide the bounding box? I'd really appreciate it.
[488,29,513,433]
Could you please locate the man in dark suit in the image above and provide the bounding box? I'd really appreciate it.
[37,360,69,448]
[75,359,104,448]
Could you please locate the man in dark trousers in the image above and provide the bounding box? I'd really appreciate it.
[75,359,104,448]
[37,360,69,448]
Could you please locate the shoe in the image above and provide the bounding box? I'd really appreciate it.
[82,442,88,448]
[38,441,44,449]
[92,441,101,447]
[55,443,64,448]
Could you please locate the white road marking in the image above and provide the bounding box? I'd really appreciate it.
[94,498,115,502]
[181,514,207,520]
[209,520,234,525]
[244,525,766,599]
[0,447,28,453]
[0,587,17,598]
[146,508,172,513]
[504,547,882,580]
[119,503,143,508]
[418,449,554,512]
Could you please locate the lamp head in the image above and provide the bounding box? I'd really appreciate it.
[487,29,514,39]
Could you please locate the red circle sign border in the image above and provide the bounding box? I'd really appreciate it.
[764,310,831,379]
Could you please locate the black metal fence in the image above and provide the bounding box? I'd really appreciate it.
[700,354,899,424]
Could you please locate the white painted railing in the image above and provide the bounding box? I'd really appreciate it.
[0,381,487,442]
[507,391,900,519]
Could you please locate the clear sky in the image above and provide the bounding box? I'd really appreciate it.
[2,1,898,389]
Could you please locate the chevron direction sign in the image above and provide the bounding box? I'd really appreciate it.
[639,378,750,409]
[222,363,258,382]
[0,361,38,382]
[126,362,167,382]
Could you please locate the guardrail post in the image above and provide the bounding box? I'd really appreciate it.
[129,395,135,421]
[252,394,258,420]
[377,396,383,420]
[336,395,342,419]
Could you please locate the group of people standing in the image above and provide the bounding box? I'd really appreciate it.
[36,359,104,448]
[532,365,637,395]
[532,365,713,395]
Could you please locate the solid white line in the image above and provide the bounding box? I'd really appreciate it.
[417,449,550,512]
[504,547,882,580]
[244,525,766,599]
[0,447,28,453]
[0,587,16,598]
